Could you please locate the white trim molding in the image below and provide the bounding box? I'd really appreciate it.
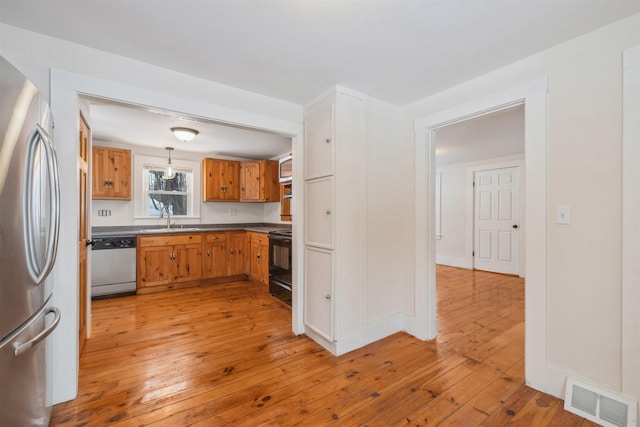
[49,69,304,405]
[622,45,640,403]
[410,77,555,395]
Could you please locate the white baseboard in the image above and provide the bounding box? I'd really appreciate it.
[435,256,472,269]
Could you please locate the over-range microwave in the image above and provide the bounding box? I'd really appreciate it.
[279,155,292,182]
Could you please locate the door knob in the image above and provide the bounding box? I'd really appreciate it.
[512,225,519,229]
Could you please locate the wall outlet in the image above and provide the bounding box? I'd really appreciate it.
[97,209,112,217]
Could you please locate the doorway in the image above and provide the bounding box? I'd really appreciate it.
[48,70,304,404]
[434,105,524,276]
[412,77,550,393]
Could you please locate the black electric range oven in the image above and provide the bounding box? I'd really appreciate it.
[269,230,292,306]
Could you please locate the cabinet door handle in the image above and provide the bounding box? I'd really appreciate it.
[207,250,211,256]
[257,253,261,259]
[230,249,235,255]
[241,185,245,192]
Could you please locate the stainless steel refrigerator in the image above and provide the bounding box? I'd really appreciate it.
[0,55,62,426]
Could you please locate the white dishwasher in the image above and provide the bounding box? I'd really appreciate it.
[91,235,137,299]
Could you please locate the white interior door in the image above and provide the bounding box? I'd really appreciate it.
[474,166,520,275]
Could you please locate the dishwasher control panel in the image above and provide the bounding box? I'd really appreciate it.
[92,236,137,250]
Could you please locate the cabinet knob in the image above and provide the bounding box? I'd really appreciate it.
[325,294,331,300]
[207,250,211,256]
[257,253,261,259]
[325,138,331,144]
[230,249,235,255]
[325,209,332,215]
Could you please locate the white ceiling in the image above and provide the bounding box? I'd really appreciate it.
[435,104,524,167]
[85,97,292,158]
[1,1,638,106]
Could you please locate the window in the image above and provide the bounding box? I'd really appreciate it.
[134,155,200,219]
[144,167,192,216]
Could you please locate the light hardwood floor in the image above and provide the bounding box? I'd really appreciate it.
[51,266,596,426]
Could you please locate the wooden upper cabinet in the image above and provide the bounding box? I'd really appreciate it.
[240,160,280,202]
[92,146,131,200]
[280,182,292,222]
[202,158,240,201]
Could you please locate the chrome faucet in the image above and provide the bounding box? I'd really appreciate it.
[160,205,172,229]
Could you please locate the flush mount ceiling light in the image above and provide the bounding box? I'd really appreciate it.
[171,127,199,142]
[163,147,176,180]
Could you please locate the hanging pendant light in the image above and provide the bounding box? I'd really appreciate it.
[163,147,176,180]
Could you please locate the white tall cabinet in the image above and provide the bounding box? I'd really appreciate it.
[303,88,367,353]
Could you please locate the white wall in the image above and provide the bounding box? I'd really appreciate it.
[366,97,414,322]
[436,154,524,269]
[405,13,640,398]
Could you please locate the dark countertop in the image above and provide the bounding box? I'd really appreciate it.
[92,223,291,238]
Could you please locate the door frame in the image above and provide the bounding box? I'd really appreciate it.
[411,77,554,394]
[466,159,525,277]
[622,45,640,400]
[49,69,303,404]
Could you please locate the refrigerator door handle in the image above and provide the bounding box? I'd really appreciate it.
[23,124,60,283]
[13,306,61,357]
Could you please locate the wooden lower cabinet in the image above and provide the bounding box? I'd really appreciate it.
[248,232,269,285]
[227,232,246,276]
[137,233,203,291]
[202,232,227,279]
[174,244,203,283]
[137,231,257,293]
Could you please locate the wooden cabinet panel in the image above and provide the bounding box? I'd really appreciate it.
[202,158,240,201]
[138,246,173,288]
[227,232,246,276]
[263,160,280,202]
[139,234,202,247]
[248,232,269,285]
[240,161,261,201]
[202,233,227,279]
[92,146,131,200]
[280,182,292,221]
[174,244,202,283]
[240,160,280,202]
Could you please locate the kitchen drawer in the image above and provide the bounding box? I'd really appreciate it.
[249,232,268,245]
[204,232,227,243]
[138,233,202,247]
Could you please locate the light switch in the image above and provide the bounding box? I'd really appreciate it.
[556,205,570,225]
